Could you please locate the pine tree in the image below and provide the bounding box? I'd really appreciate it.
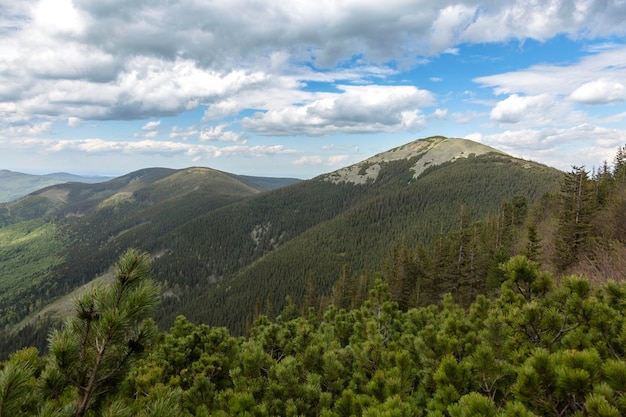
[0,348,38,417]
[47,248,160,417]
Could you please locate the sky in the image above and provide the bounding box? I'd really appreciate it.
[1,0,626,178]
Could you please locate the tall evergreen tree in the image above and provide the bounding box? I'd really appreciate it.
[554,166,595,271]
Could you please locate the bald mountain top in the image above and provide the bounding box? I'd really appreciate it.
[323,136,505,184]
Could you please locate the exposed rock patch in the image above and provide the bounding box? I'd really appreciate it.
[322,136,504,185]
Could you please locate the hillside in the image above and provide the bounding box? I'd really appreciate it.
[0,169,113,203]
[166,140,561,331]
[0,167,299,354]
[0,136,564,355]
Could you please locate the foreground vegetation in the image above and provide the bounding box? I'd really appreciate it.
[1,253,625,416]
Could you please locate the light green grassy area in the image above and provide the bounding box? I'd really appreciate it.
[0,218,67,303]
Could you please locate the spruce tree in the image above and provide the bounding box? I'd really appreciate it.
[554,166,595,271]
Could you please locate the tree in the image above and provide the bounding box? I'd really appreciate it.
[0,348,39,417]
[554,166,595,271]
[47,248,160,417]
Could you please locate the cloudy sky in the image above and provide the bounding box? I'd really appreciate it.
[1,0,626,178]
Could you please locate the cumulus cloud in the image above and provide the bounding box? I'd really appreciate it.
[242,85,434,136]
[328,155,350,165]
[3,122,53,136]
[67,117,82,127]
[490,94,555,124]
[2,0,625,127]
[569,79,626,104]
[169,126,199,140]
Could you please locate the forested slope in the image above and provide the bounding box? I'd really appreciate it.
[160,152,560,333]
[0,167,278,354]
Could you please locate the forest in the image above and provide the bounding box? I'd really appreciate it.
[2,142,626,416]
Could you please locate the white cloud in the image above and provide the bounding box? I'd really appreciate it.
[1,0,626,177]
[134,130,159,139]
[292,154,349,167]
[600,111,626,124]
[490,94,555,124]
[431,5,476,52]
[33,0,85,35]
[476,124,626,170]
[569,79,626,105]
[1,136,295,159]
[242,85,434,136]
[199,124,245,143]
[475,45,626,97]
[3,122,53,136]
[67,117,82,127]
[2,0,625,128]
[293,155,323,166]
[142,120,161,130]
[328,155,350,166]
[169,126,199,140]
[428,108,448,120]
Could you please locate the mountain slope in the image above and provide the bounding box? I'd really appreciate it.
[0,167,292,345]
[168,143,561,331]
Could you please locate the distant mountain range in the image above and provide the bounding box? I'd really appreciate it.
[0,136,565,356]
[0,170,115,203]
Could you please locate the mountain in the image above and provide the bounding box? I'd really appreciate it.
[0,170,115,203]
[0,136,563,355]
[161,137,561,330]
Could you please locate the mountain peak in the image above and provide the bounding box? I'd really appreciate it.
[322,136,505,184]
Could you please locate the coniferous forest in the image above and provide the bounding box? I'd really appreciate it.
[2,140,626,416]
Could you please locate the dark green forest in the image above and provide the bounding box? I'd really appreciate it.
[148,151,562,333]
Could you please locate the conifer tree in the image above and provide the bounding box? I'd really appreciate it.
[47,248,160,417]
[0,348,38,417]
[554,166,595,271]
[302,271,319,314]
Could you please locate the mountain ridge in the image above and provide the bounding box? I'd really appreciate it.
[0,169,114,203]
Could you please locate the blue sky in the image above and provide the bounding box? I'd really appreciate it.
[1,1,625,178]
